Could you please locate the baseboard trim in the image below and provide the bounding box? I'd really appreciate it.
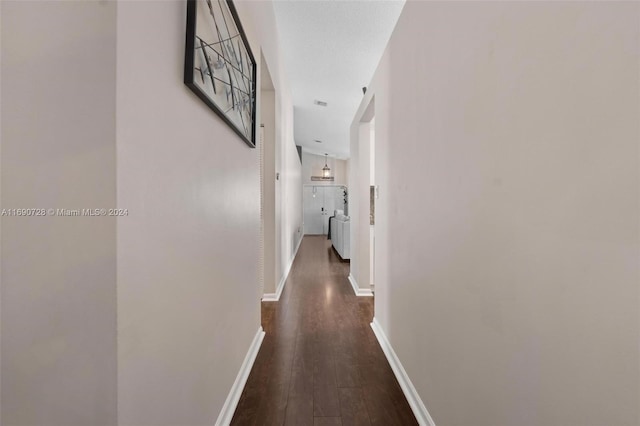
[370,318,435,426]
[262,235,303,302]
[348,273,374,297]
[215,326,266,426]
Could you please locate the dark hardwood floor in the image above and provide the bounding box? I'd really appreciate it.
[231,235,418,426]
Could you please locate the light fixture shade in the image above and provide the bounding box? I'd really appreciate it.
[322,154,331,178]
[310,153,334,181]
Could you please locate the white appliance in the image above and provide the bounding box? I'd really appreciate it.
[330,214,350,259]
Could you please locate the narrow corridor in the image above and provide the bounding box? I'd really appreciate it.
[232,236,417,425]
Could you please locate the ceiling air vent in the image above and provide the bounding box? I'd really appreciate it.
[314,139,323,143]
[314,100,328,107]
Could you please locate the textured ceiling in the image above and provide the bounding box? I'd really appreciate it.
[273,0,405,159]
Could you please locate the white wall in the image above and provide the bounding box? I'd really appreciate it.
[1,2,117,424]
[356,2,640,425]
[302,151,347,186]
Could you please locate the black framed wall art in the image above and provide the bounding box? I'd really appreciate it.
[184,0,257,148]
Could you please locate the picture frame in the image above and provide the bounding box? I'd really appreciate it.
[184,0,257,148]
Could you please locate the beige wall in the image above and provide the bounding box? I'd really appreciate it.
[1,2,117,424]
[116,1,259,423]
[116,1,299,424]
[1,0,300,424]
[356,1,640,425]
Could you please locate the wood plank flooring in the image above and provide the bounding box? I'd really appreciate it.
[231,235,417,426]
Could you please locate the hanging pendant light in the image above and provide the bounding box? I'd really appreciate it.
[322,154,331,178]
[311,153,335,181]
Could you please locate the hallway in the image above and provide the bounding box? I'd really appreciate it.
[232,236,417,425]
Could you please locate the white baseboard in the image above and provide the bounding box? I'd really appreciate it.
[370,318,435,426]
[348,273,374,297]
[262,235,302,302]
[215,326,266,426]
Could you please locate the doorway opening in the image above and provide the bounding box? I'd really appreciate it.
[369,119,375,292]
[347,96,375,297]
[260,51,277,302]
